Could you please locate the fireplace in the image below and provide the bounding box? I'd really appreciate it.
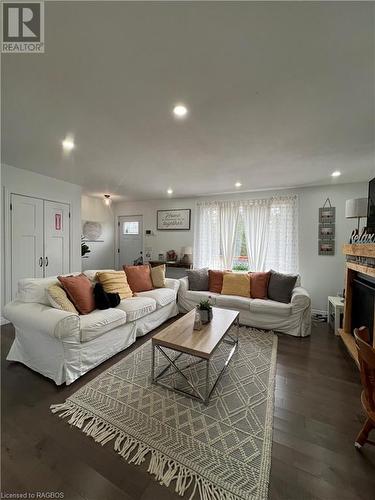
[351,275,375,344]
[340,243,375,367]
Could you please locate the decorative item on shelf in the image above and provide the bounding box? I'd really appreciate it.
[166,249,177,262]
[197,298,213,324]
[157,209,191,230]
[81,236,90,258]
[318,198,335,255]
[346,198,368,243]
[181,246,193,265]
[158,253,165,262]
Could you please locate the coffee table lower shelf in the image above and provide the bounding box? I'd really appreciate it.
[151,322,239,405]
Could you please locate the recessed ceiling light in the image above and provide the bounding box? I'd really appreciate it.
[62,137,75,151]
[173,104,188,118]
[167,188,173,195]
[331,171,341,177]
[235,182,242,188]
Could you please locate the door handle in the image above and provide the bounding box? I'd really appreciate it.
[45,256,49,267]
[39,257,43,267]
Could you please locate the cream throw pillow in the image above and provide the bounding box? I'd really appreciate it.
[96,270,132,299]
[47,284,78,313]
[151,264,166,288]
[221,272,250,298]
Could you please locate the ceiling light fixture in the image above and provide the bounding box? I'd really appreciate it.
[167,188,173,195]
[235,182,242,188]
[331,171,341,177]
[173,104,188,118]
[104,194,111,206]
[62,137,75,151]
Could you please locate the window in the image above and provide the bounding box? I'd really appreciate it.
[232,217,249,271]
[123,221,139,235]
[194,196,298,273]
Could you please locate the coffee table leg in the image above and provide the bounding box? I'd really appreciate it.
[205,359,210,405]
[151,343,155,383]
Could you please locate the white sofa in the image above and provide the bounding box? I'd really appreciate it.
[178,276,311,337]
[4,270,180,385]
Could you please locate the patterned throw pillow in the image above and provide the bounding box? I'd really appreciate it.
[96,270,132,299]
[221,273,251,298]
[47,284,78,313]
[150,265,166,288]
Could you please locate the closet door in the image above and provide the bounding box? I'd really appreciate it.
[11,194,44,298]
[44,201,70,277]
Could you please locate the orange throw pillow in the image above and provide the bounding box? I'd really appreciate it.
[250,272,270,299]
[123,264,153,293]
[58,273,95,315]
[209,270,225,294]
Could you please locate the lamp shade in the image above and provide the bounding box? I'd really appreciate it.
[182,246,193,255]
[345,198,368,219]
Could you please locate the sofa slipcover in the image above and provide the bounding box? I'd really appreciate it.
[80,308,127,342]
[136,288,176,308]
[116,296,156,322]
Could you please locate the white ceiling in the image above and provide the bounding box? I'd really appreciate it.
[2,1,374,200]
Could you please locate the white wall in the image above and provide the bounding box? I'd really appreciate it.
[115,182,369,312]
[81,195,115,271]
[1,164,82,309]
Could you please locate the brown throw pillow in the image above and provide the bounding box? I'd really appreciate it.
[57,273,95,315]
[209,270,225,294]
[123,264,154,293]
[250,272,270,299]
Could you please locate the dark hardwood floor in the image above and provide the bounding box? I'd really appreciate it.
[1,320,374,500]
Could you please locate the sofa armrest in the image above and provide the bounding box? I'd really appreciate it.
[178,277,189,294]
[291,287,311,312]
[3,301,80,340]
[164,278,180,293]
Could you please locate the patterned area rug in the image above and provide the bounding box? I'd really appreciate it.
[51,326,277,500]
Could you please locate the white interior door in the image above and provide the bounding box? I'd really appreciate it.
[11,194,44,298]
[44,201,70,277]
[118,215,143,267]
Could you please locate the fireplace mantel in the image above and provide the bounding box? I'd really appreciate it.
[339,244,375,367]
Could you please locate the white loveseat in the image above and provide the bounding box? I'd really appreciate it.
[4,270,180,385]
[178,276,311,337]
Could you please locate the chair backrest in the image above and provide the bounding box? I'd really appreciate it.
[354,327,375,412]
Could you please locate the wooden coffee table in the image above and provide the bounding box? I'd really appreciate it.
[151,307,239,404]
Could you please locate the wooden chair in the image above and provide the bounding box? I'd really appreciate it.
[354,326,375,449]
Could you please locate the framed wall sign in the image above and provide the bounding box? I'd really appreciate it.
[318,198,335,255]
[157,209,191,230]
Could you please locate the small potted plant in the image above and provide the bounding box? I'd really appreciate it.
[197,297,213,324]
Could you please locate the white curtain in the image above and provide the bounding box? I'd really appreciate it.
[220,201,240,269]
[242,200,270,272]
[193,202,222,269]
[194,195,298,273]
[265,196,299,273]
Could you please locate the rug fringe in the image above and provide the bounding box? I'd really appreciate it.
[50,401,237,499]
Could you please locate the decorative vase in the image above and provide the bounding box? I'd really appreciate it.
[199,308,213,324]
[194,311,202,330]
